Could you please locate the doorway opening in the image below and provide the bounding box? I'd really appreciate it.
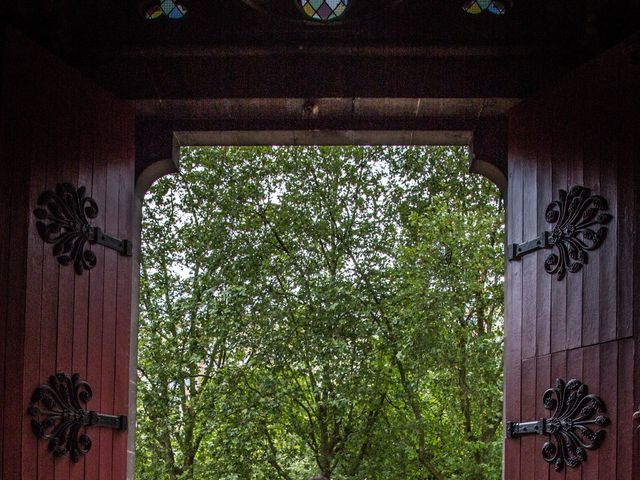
[134,144,505,480]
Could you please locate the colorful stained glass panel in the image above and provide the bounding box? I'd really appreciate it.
[298,0,349,21]
[145,0,187,20]
[462,0,510,15]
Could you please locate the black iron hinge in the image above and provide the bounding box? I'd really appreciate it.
[506,378,609,471]
[508,185,612,280]
[33,183,133,275]
[29,373,128,463]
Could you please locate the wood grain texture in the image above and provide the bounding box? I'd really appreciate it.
[551,351,568,480]
[520,357,536,480]
[616,339,633,480]
[505,38,638,478]
[1,32,32,480]
[565,348,583,480]
[535,96,552,357]
[521,102,537,361]
[598,341,618,479]
[504,106,524,480]
[549,96,567,354]
[112,104,135,480]
[0,31,135,480]
[534,355,551,480]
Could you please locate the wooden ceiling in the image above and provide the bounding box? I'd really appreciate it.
[4,1,639,132]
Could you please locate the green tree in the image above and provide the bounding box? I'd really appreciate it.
[137,146,504,480]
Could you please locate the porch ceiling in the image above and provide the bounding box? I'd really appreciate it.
[6,0,639,113]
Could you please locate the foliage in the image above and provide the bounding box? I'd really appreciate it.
[137,146,504,480]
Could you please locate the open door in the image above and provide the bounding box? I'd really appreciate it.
[503,38,639,479]
[0,30,134,480]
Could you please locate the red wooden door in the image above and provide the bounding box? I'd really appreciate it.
[503,39,640,479]
[0,30,134,480]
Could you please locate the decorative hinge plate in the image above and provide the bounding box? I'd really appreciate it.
[507,185,612,280]
[506,378,609,471]
[507,231,551,261]
[33,183,133,275]
[92,227,133,256]
[505,419,546,438]
[29,373,128,463]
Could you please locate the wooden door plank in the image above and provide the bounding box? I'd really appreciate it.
[582,345,600,479]
[15,46,53,480]
[112,103,135,480]
[535,96,552,357]
[38,113,59,480]
[615,96,636,339]
[564,87,585,352]
[521,100,538,360]
[69,80,98,480]
[85,127,108,480]
[520,356,537,480]
[616,339,633,479]
[598,341,618,479]
[535,354,551,480]
[99,98,121,480]
[551,351,567,480]
[565,348,584,480]
[597,113,618,345]
[634,114,640,480]
[504,107,525,480]
[53,66,78,480]
[549,91,568,354]
[1,40,33,480]
[580,91,602,348]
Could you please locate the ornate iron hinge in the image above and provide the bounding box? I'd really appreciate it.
[506,378,609,471]
[34,183,133,275]
[28,373,128,463]
[508,185,612,280]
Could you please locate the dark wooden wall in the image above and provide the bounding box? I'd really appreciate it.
[0,30,135,480]
[504,38,640,479]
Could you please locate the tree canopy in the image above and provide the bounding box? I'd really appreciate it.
[137,146,505,480]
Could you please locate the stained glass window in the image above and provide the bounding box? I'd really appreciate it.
[145,0,187,20]
[297,0,349,21]
[462,0,510,15]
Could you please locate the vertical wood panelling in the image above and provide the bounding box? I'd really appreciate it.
[564,91,585,352]
[521,104,537,360]
[38,102,59,480]
[534,354,551,480]
[0,40,8,478]
[580,92,602,348]
[535,97,552,357]
[70,79,96,480]
[0,31,5,477]
[634,104,640,480]
[504,109,524,480]
[549,89,568,354]
[0,31,134,480]
[598,342,618,479]
[2,36,32,480]
[616,339,633,479]
[616,120,634,339]
[506,39,638,479]
[85,121,108,480]
[565,348,583,480]
[99,94,121,480]
[596,66,619,345]
[19,44,49,480]
[581,345,600,480]
[54,57,77,480]
[113,106,135,480]
[520,357,536,480]
[550,351,567,480]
